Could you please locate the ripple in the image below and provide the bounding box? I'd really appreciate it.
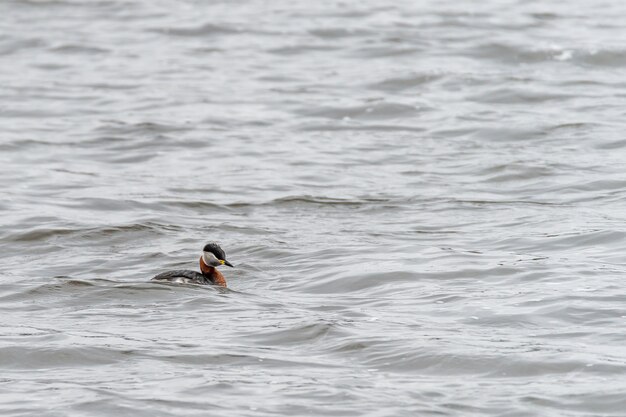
[51,44,109,55]
[368,72,442,92]
[0,346,131,369]
[298,102,422,121]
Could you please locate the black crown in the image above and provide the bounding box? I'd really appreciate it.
[203,242,226,260]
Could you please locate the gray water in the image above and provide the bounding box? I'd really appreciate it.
[1,1,626,416]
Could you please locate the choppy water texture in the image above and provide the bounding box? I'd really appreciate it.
[1,1,626,416]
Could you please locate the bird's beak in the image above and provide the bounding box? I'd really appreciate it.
[220,260,234,267]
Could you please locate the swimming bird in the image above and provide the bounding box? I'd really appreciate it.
[152,242,234,287]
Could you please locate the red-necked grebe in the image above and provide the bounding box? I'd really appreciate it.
[152,242,234,287]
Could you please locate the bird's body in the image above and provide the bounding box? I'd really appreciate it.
[152,270,210,285]
[151,243,233,287]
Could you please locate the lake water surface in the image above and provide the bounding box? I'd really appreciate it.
[1,1,626,416]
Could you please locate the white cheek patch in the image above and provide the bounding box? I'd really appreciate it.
[202,251,219,265]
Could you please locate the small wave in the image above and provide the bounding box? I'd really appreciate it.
[0,346,133,369]
[0,221,181,244]
[297,102,422,121]
[51,44,109,55]
[149,23,240,37]
[368,72,442,92]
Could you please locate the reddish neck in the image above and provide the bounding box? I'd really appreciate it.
[199,257,227,287]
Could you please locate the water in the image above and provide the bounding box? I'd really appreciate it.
[1,1,626,415]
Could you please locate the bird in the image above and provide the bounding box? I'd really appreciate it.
[151,242,233,287]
